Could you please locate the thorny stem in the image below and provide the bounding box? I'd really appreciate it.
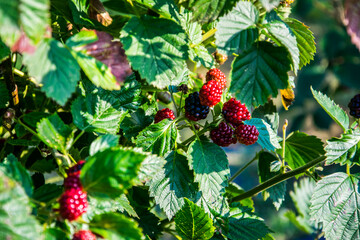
[229,153,258,182]
[231,156,326,202]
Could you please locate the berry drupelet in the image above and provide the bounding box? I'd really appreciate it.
[199,80,222,107]
[210,122,237,147]
[206,68,227,89]
[348,94,360,119]
[72,230,97,240]
[154,108,176,123]
[222,98,251,126]
[185,92,210,121]
[235,124,259,145]
[59,188,88,221]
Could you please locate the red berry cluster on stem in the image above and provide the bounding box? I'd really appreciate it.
[154,108,175,123]
[72,230,97,240]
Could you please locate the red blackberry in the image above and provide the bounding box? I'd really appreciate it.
[59,189,88,221]
[199,80,222,107]
[185,92,210,121]
[348,94,360,119]
[210,122,237,147]
[235,124,259,145]
[222,98,251,126]
[154,108,175,123]
[206,68,227,89]
[73,230,97,240]
[67,160,86,177]
[64,175,82,190]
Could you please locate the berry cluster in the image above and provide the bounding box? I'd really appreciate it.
[348,94,360,119]
[154,108,175,123]
[72,230,97,240]
[59,161,88,221]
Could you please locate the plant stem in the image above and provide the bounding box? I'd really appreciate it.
[231,155,326,202]
[72,130,85,147]
[14,118,40,139]
[201,29,217,43]
[181,124,212,146]
[281,119,288,173]
[229,153,258,182]
[346,164,351,175]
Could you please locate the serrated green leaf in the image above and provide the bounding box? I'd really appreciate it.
[189,44,214,69]
[263,11,299,73]
[22,112,50,128]
[66,31,120,91]
[252,100,279,133]
[285,18,316,69]
[24,39,80,106]
[0,0,49,46]
[325,130,360,166]
[121,15,189,88]
[230,41,291,108]
[216,1,259,55]
[88,194,138,219]
[0,81,9,108]
[81,147,146,199]
[32,184,62,203]
[175,198,215,240]
[36,113,74,152]
[260,0,281,11]
[90,212,143,240]
[226,203,272,240]
[138,153,165,183]
[148,151,197,219]
[89,134,119,156]
[311,87,349,131]
[44,228,68,240]
[310,172,360,240]
[181,0,238,24]
[258,152,286,210]
[0,172,42,240]
[244,118,281,151]
[277,131,325,170]
[134,0,179,19]
[0,154,33,196]
[226,182,254,210]
[188,140,230,203]
[0,39,10,63]
[135,119,178,156]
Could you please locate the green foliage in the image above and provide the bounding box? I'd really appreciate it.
[245,118,281,151]
[175,198,215,240]
[310,173,360,240]
[89,134,120,156]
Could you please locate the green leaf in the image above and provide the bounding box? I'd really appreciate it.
[277,131,325,169]
[181,0,238,24]
[0,81,9,108]
[188,140,230,203]
[138,153,165,183]
[252,100,279,133]
[311,87,349,131]
[189,44,214,69]
[260,0,281,11]
[325,130,360,166]
[121,15,189,88]
[258,152,286,210]
[135,119,178,156]
[148,151,197,219]
[263,11,299,73]
[0,171,42,240]
[226,203,272,240]
[229,41,291,108]
[32,184,62,203]
[22,112,50,128]
[24,39,80,106]
[29,159,57,173]
[226,182,254,210]
[88,194,138,219]
[285,18,316,69]
[66,31,120,91]
[310,172,360,240]
[216,1,259,55]
[90,212,143,240]
[135,209,162,239]
[44,228,68,240]
[175,198,215,240]
[7,139,40,146]
[0,154,33,196]
[134,0,179,19]
[36,113,74,152]
[89,134,119,156]
[80,147,146,199]
[244,118,281,151]
[0,39,10,63]
[0,0,49,46]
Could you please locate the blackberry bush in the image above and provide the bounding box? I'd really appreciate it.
[0,0,359,240]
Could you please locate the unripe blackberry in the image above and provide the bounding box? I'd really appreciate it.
[72,230,97,240]
[199,80,222,107]
[59,189,88,221]
[210,122,237,147]
[348,94,360,118]
[185,92,210,121]
[64,175,82,190]
[154,108,175,123]
[235,124,259,145]
[67,160,86,177]
[222,98,251,126]
[206,68,227,89]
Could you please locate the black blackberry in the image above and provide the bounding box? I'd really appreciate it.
[348,94,360,119]
[185,92,209,121]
